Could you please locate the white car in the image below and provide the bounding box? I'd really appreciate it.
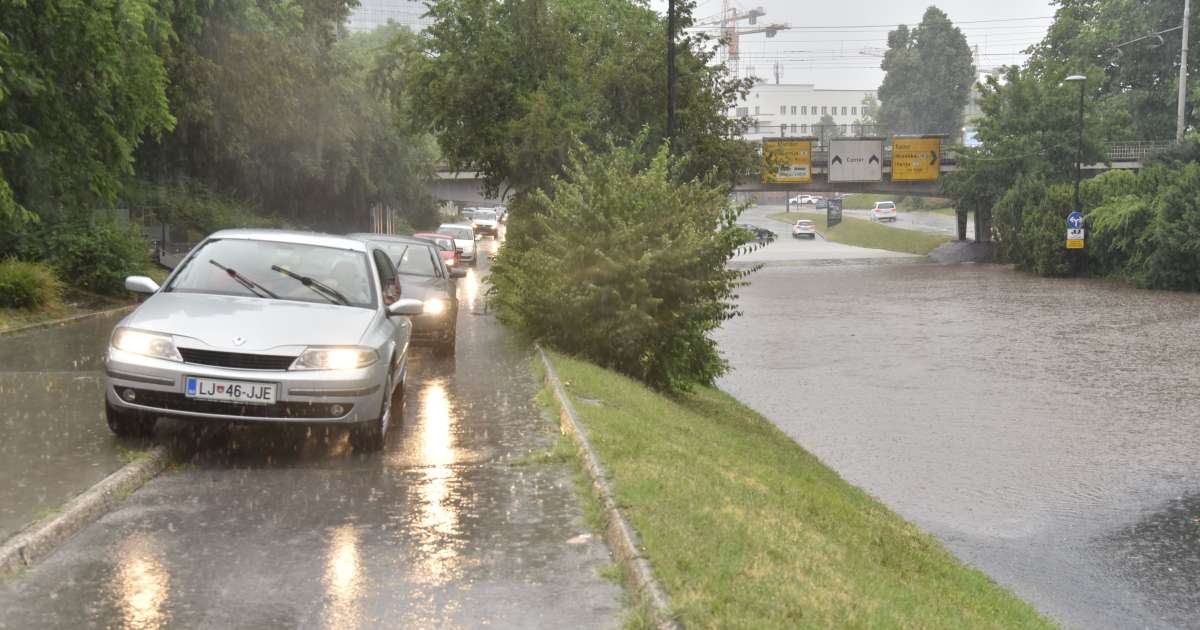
[788,195,815,206]
[471,209,500,238]
[792,219,817,239]
[438,223,478,266]
[868,201,898,222]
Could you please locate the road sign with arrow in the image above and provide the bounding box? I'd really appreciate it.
[828,138,883,182]
[891,137,941,181]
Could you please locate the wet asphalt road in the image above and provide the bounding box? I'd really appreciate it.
[0,310,133,540]
[0,234,622,629]
[718,208,1200,630]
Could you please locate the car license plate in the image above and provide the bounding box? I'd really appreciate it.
[185,377,276,405]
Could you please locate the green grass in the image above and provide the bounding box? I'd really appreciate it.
[840,193,897,209]
[769,211,950,256]
[542,352,1058,630]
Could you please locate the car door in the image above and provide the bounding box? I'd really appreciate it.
[372,248,409,375]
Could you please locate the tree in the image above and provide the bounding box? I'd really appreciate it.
[816,113,843,145]
[855,93,880,135]
[876,6,975,137]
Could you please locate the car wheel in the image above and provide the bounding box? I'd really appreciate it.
[350,370,400,452]
[434,326,457,358]
[105,402,156,438]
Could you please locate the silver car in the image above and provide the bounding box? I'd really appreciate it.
[103,229,424,450]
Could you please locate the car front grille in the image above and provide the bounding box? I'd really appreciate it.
[178,348,296,371]
[122,388,352,419]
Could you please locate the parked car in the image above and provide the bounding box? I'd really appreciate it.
[792,219,817,239]
[438,223,478,265]
[471,209,500,238]
[868,201,898,222]
[413,232,460,267]
[103,229,424,450]
[349,233,465,357]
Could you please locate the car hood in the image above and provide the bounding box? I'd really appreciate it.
[397,275,449,301]
[123,292,377,352]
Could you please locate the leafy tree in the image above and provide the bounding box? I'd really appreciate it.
[855,93,880,134]
[816,113,843,145]
[876,6,975,136]
[0,0,175,223]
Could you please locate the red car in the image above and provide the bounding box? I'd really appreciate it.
[413,232,460,267]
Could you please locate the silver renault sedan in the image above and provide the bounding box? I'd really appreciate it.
[103,229,424,450]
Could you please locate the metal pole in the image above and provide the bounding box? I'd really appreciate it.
[1074,80,1085,218]
[1178,0,1191,143]
[666,0,677,145]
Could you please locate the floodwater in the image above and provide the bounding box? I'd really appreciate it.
[0,232,622,629]
[718,207,1200,629]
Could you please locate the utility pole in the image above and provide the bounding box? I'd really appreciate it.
[1178,0,1191,142]
[667,0,677,144]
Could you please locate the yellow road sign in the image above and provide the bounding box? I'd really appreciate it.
[891,137,941,181]
[762,139,812,184]
[1066,239,1085,249]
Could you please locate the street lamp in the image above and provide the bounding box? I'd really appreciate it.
[1064,75,1086,220]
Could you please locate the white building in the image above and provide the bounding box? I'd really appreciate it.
[730,83,879,142]
[347,0,433,33]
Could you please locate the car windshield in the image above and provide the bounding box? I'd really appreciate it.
[797,221,813,227]
[372,242,437,277]
[166,238,375,308]
[475,210,497,221]
[429,237,453,251]
[440,226,473,240]
[878,202,895,209]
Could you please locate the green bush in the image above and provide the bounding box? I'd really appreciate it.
[123,179,288,241]
[0,259,62,309]
[1086,194,1154,278]
[993,176,1072,276]
[40,222,149,295]
[490,141,757,393]
[1138,162,1200,291]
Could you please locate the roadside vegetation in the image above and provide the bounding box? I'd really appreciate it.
[543,352,1057,630]
[840,194,955,214]
[768,211,950,256]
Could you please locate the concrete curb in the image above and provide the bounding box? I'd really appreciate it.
[535,345,682,630]
[0,304,134,337]
[0,445,169,578]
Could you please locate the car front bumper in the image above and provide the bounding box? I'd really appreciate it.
[409,310,457,345]
[103,348,394,424]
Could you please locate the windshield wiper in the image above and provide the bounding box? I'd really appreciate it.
[270,265,351,306]
[209,260,278,299]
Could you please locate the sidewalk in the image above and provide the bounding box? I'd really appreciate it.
[0,310,135,540]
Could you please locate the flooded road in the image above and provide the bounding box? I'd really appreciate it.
[0,235,622,629]
[0,310,134,539]
[717,210,1200,629]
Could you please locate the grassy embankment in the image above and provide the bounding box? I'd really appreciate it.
[768,211,950,255]
[0,266,165,333]
[543,352,1058,630]
[841,194,956,215]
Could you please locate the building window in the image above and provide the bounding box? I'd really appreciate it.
[754,120,760,132]
[791,124,798,133]
[852,106,858,116]
[790,106,797,115]
[801,106,807,115]
[737,107,749,118]
[755,106,760,116]
[821,106,827,115]
[780,105,786,115]
[800,124,808,133]
[842,106,848,116]
[812,104,817,113]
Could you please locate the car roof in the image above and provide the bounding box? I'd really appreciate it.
[413,232,453,238]
[345,232,437,248]
[209,229,368,252]
[439,223,474,230]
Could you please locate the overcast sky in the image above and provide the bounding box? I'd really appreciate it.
[648,0,1057,89]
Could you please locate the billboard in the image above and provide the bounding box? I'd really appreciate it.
[828,138,883,183]
[891,137,941,181]
[762,138,813,184]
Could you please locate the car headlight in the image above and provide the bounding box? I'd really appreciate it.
[291,347,379,370]
[111,328,182,361]
[423,298,447,315]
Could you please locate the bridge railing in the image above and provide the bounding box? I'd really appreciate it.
[1104,140,1175,162]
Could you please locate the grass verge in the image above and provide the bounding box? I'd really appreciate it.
[769,211,950,256]
[542,351,1058,630]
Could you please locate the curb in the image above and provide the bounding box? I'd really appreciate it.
[0,445,169,578]
[0,304,134,338]
[535,345,682,630]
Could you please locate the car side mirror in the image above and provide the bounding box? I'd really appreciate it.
[449,267,467,279]
[387,298,424,317]
[125,276,160,294]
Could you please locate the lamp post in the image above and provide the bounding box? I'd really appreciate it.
[1179,0,1191,143]
[1064,75,1086,219]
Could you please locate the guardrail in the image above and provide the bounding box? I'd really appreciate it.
[1104,140,1175,162]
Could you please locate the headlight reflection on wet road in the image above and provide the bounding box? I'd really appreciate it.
[412,378,463,585]
[321,525,363,630]
[111,533,171,630]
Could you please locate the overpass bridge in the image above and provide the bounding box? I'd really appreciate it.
[430,140,1173,203]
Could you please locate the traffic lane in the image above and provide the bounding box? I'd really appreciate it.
[736,204,918,264]
[715,262,1200,629]
[0,246,622,630]
[0,310,141,540]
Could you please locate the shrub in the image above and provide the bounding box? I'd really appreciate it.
[0,259,62,310]
[1138,162,1200,291]
[1086,194,1154,278]
[489,141,758,393]
[40,222,149,295]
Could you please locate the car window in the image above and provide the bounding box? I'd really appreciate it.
[440,225,473,240]
[373,242,438,277]
[372,248,400,303]
[475,210,497,221]
[166,238,375,308]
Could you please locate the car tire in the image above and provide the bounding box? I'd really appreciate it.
[105,402,156,438]
[350,370,401,452]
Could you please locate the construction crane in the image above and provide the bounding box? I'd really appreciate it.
[690,1,789,79]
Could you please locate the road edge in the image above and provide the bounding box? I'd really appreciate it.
[0,445,169,578]
[535,345,683,630]
[0,304,134,337]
